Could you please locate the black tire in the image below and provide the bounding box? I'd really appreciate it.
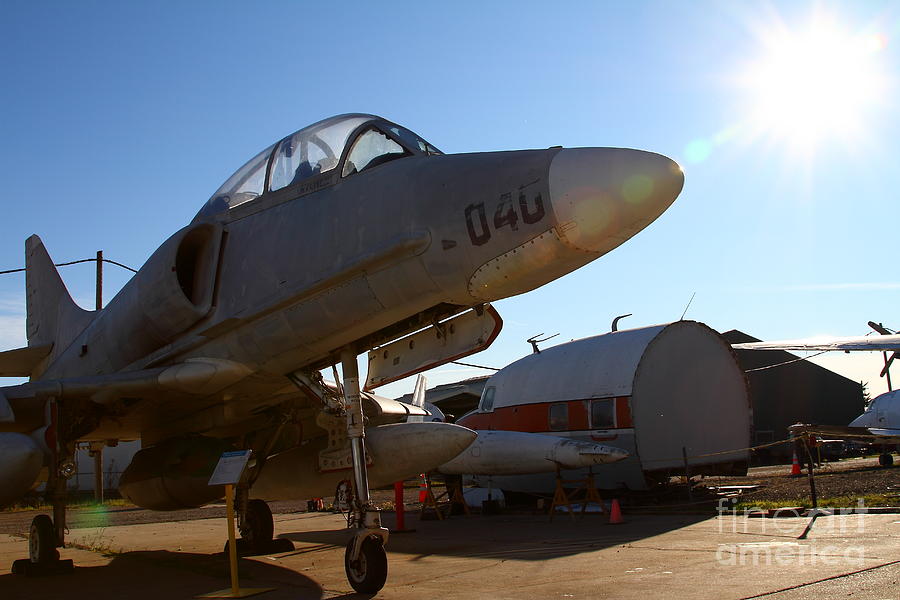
[879,453,894,467]
[344,535,388,594]
[29,515,56,564]
[241,499,274,553]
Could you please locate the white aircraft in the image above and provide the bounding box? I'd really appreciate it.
[733,323,900,466]
[406,375,629,475]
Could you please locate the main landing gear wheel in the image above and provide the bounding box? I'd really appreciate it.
[240,499,274,553]
[344,535,387,594]
[29,515,58,564]
[879,453,894,467]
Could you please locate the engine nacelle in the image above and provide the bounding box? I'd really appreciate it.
[119,436,230,511]
[78,223,221,372]
[0,432,44,507]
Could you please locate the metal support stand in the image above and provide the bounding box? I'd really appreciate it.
[447,475,471,516]
[549,466,605,520]
[418,473,445,520]
[549,467,575,522]
[392,481,416,532]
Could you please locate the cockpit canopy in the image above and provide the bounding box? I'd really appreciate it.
[196,114,440,219]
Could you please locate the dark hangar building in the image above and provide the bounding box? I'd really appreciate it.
[395,376,488,420]
[723,330,865,460]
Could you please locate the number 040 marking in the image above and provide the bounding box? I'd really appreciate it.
[465,192,545,246]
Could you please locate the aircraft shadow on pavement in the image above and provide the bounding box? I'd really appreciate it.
[279,513,709,561]
[0,550,328,600]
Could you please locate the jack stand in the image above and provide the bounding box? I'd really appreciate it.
[447,475,470,517]
[340,348,389,594]
[578,469,605,516]
[548,467,606,521]
[419,473,445,521]
[549,467,575,522]
[482,477,502,515]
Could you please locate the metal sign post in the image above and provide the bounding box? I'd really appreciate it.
[197,451,273,599]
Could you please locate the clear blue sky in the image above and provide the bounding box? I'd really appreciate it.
[1,1,898,399]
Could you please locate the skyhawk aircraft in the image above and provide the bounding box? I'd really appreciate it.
[0,113,684,592]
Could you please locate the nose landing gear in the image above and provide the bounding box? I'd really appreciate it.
[13,400,75,576]
[28,514,59,564]
[238,498,274,553]
[339,348,389,594]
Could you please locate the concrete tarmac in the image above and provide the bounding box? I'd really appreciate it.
[0,509,897,599]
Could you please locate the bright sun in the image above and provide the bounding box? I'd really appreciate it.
[740,14,889,155]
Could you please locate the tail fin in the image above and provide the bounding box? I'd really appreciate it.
[411,374,427,409]
[25,235,94,350]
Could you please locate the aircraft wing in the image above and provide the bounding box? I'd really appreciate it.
[0,344,52,377]
[732,334,900,352]
[1,358,254,406]
[788,423,900,444]
[1,357,427,431]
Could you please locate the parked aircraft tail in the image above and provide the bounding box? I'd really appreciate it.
[23,235,94,366]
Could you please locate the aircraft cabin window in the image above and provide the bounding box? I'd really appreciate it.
[269,116,370,192]
[203,143,276,215]
[479,386,496,412]
[270,134,337,192]
[591,398,615,429]
[386,125,442,155]
[343,129,411,177]
[549,403,568,431]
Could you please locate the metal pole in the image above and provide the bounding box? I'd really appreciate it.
[225,484,240,596]
[93,450,103,503]
[394,481,405,531]
[682,446,693,503]
[93,252,104,504]
[883,352,893,392]
[95,251,102,310]
[804,442,818,509]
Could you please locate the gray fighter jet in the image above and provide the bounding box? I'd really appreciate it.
[0,113,683,592]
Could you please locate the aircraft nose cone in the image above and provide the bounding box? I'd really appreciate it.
[606,445,630,462]
[549,148,684,254]
[848,412,873,428]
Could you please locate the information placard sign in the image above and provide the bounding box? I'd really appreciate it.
[208,450,252,486]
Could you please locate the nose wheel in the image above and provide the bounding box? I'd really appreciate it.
[28,515,59,564]
[879,453,894,467]
[239,498,274,553]
[344,534,388,594]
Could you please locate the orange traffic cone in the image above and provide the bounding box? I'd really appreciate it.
[418,474,429,503]
[608,499,624,524]
[789,450,802,477]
